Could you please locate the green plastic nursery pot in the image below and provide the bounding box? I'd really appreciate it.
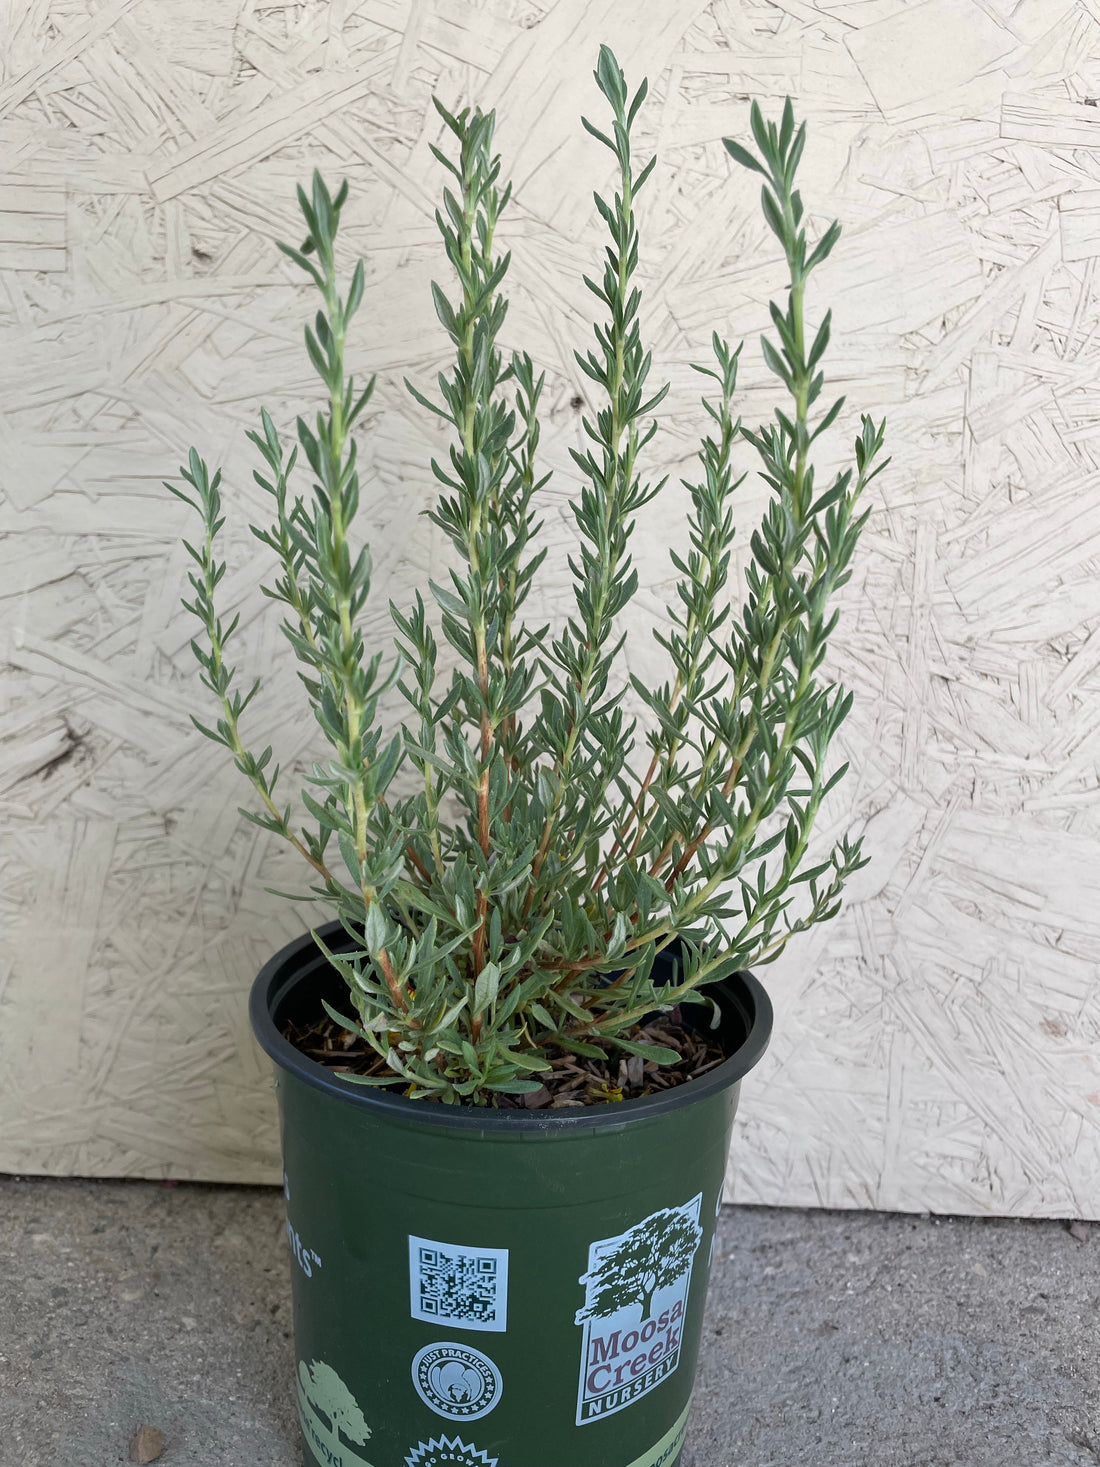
[250,926,772,1467]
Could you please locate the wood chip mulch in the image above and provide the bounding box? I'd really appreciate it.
[281,1005,727,1109]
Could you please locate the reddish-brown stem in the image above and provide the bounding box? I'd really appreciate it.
[477,765,490,854]
[378,946,414,1022]
[654,756,742,887]
[592,749,662,895]
[663,825,710,890]
[625,754,662,858]
[522,818,554,920]
[470,759,492,1041]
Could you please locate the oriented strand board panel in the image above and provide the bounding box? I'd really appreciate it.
[1,0,1098,1216]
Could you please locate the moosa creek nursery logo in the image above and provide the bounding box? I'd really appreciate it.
[298,1359,375,1467]
[574,1195,703,1426]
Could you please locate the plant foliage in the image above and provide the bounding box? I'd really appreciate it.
[169,46,887,1105]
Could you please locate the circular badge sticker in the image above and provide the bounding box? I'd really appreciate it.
[411,1342,502,1421]
[404,1433,498,1467]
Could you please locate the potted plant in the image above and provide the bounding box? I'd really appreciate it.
[168,45,885,1467]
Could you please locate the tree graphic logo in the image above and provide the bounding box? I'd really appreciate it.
[575,1205,704,1325]
[298,1358,374,1467]
[573,1194,705,1427]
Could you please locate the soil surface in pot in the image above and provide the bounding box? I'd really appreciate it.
[281,1005,727,1109]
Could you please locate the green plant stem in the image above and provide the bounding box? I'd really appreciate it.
[525,56,655,917]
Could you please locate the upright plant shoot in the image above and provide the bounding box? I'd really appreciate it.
[169,48,886,1106]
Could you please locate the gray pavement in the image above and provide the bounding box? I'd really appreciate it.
[0,1176,1096,1467]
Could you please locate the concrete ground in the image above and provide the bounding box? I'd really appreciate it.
[1,1178,1096,1467]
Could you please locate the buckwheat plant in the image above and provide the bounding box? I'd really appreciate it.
[169,46,887,1105]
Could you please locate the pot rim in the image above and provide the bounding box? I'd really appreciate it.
[250,924,773,1133]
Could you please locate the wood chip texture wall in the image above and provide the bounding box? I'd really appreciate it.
[1,0,1098,1218]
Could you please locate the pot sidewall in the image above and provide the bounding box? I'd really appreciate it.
[259,931,770,1467]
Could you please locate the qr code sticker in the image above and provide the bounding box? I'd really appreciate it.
[409,1235,509,1333]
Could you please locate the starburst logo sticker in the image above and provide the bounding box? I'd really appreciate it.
[404,1434,498,1467]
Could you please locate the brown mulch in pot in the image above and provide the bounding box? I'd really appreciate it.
[281,1006,728,1109]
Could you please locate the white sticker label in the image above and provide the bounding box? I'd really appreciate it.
[574,1195,703,1426]
[409,1235,508,1332]
[411,1342,503,1422]
[404,1434,499,1467]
